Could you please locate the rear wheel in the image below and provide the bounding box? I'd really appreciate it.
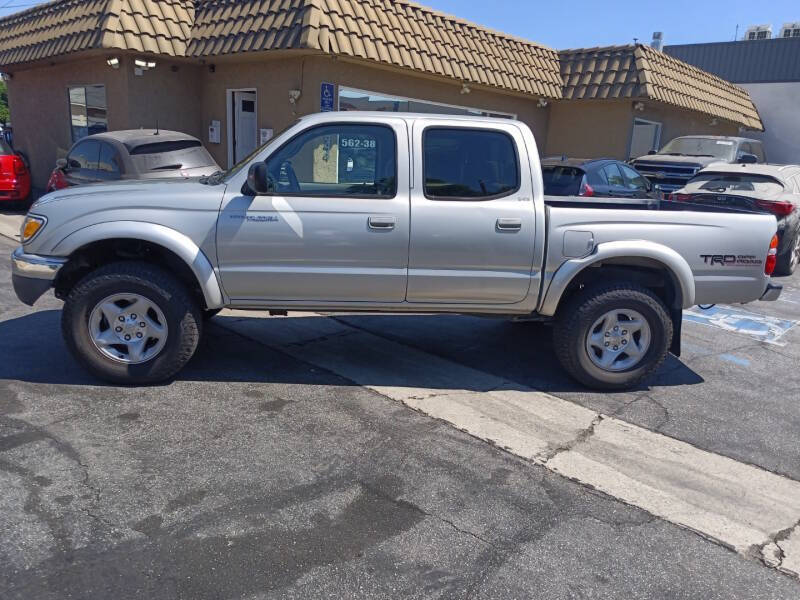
[62,262,202,384]
[554,282,672,390]
[774,228,800,277]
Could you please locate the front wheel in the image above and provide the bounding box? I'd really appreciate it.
[553,283,673,390]
[62,262,202,384]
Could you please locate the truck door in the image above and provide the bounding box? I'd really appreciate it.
[407,120,536,304]
[216,119,410,303]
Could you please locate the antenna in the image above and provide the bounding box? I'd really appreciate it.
[735,24,739,41]
[155,120,159,135]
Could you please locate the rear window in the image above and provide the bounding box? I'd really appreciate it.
[127,139,216,172]
[129,140,201,155]
[686,173,784,195]
[542,166,583,196]
[0,138,12,155]
[423,128,519,200]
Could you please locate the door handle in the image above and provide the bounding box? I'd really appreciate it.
[496,218,522,232]
[368,216,396,230]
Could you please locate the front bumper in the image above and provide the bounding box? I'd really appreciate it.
[761,283,783,302]
[11,246,67,305]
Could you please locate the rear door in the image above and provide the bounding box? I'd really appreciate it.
[407,119,535,304]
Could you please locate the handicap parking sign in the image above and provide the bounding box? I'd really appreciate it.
[321,82,335,112]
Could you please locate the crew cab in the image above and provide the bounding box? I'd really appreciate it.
[632,136,766,194]
[11,113,782,390]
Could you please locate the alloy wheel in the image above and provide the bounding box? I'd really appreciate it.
[585,308,652,372]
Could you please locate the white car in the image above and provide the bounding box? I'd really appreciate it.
[670,163,800,275]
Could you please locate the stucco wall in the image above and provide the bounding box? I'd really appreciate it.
[6,54,202,190]
[740,82,800,164]
[545,99,741,161]
[198,53,550,168]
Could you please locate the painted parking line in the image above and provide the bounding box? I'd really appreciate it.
[218,311,800,579]
[684,305,799,346]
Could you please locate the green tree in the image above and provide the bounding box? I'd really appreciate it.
[0,79,9,125]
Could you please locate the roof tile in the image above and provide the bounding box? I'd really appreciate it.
[558,45,762,130]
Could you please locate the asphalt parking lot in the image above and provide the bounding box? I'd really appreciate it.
[2,231,800,599]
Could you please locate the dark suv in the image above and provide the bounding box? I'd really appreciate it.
[541,157,656,199]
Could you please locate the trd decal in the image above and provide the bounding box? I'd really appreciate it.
[700,254,761,266]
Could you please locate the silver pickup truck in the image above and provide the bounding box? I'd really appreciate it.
[11,112,782,389]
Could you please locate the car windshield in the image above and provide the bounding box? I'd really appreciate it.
[686,173,785,195]
[0,137,12,155]
[541,166,583,195]
[660,137,736,160]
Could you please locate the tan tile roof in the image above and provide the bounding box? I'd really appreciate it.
[0,0,193,65]
[189,0,563,98]
[559,45,763,130]
[0,0,563,99]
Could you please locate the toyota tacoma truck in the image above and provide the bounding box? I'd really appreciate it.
[11,113,783,389]
[632,135,766,195]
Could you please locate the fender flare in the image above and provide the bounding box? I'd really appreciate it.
[538,240,695,316]
[53,221,226,309]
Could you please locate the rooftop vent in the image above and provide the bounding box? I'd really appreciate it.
[651,32,664,51]
[779,22,800,38]
[744,24,773,40]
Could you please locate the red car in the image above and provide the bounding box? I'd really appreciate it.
[0,137,31,207]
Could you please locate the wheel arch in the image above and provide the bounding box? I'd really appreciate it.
[53,222,225,309]
[539,240,695,318]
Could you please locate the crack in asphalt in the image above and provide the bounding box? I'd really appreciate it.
[539,414,605,463]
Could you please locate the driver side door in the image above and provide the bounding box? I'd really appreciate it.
[217,119,410,304]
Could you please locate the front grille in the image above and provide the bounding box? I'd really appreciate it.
[633,161,704,192]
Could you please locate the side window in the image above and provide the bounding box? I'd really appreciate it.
[424,128,519,200]
[264,124,396,197]
[67,140,100,170]
[738,142,753,159]
[602,163,625,187]
[98,142,122,175]
[751,143,766,163]
[620,164,649,190]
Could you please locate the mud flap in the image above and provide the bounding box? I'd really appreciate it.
[669,306,682,357]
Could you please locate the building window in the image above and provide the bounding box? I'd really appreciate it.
[338,86,516,119]
[68,84,108,141]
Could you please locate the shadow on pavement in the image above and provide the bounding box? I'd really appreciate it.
[0,310,703,393]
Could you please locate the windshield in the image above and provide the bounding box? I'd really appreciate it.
[223,120,299,183]
[660,137,736,160]
[685,173,784,196]
[0,137,12,155]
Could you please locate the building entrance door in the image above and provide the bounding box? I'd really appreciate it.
[232,90,257,164]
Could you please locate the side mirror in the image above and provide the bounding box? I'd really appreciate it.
[244,162,271,196]
[738,153,758,164]
[647,150,657,155]
[56,158,68,170]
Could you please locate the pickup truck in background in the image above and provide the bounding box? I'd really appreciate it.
[11,113,783,390]
[632,135,767,195]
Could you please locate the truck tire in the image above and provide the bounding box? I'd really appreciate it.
[61,262,202,384]
[774,228,800,277]
[553,282,672,390]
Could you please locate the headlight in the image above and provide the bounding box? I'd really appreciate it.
[21,215,47,243]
